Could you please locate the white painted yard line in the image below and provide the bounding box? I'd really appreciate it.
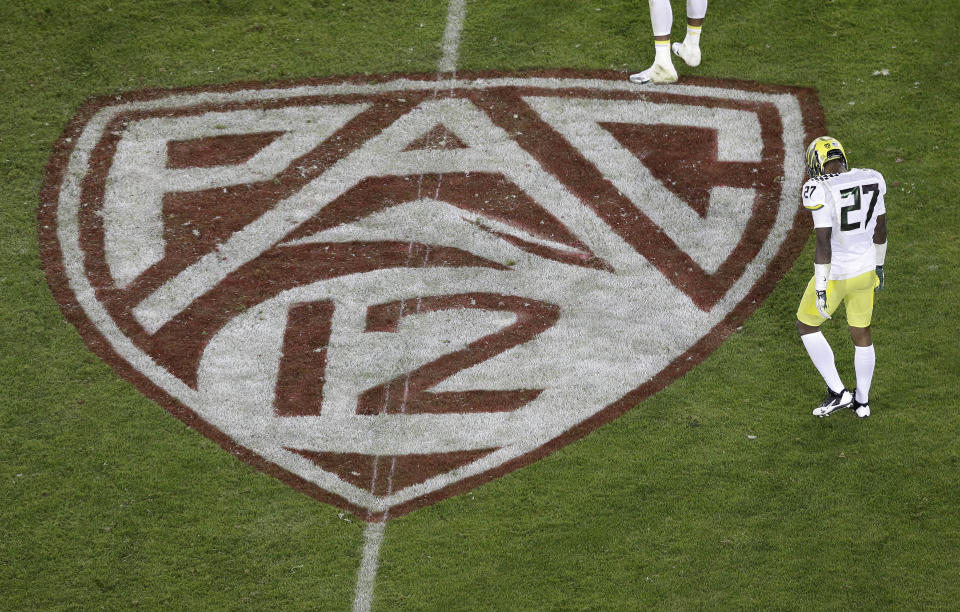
[352,520,386,612]
[438,0,467,76]
[352,3,468,611]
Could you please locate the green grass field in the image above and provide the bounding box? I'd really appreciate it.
[2,0,959,609]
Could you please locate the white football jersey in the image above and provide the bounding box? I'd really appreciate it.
[801,167,886,280]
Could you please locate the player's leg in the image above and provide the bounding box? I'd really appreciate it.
[797,276,852,416]
[844,271,878,418]
[629,0,678,84]
[849,326,874,418]
[673,0,707,67]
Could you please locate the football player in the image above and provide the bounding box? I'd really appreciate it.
[629,0,707,85]
[796,137,887,418]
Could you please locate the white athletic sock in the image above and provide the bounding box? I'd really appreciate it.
[649,0,673,37]
[654,39,671,64]
[801,332,845,394]
[683,24,702,49]
[686,0,708,20]
[854,345,876,403]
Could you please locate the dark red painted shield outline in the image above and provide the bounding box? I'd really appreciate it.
[39,69,823,521]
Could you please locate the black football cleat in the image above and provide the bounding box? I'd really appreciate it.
[812,387,853,417]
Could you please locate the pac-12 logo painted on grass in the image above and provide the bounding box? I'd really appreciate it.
[40,71,823,520]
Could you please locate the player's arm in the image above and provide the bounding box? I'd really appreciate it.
[814,227,832,264]
[802,180,833,318]
[874,213,887,292]
[813,227,832,318]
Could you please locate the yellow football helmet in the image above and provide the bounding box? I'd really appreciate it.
[805,136,847,178]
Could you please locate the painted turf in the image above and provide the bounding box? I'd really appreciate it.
[36,2,826,609]
[41,71,820,513]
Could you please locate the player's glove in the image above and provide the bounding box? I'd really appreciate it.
[875,265,884,293]
[815,290,831,319]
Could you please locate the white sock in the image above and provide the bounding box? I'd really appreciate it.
[854,345,876,403]
[654,39,672,64]
[801,332,844,394]
[686,0,708,20]
[683,24,702,49]
[649,0,673,37]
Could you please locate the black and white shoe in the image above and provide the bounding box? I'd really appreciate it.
[851,389,870,418]
[812,387,853,417]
